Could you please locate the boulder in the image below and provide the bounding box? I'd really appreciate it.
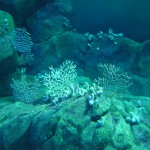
[0,0,53,25]
[0,94,149,149]
[29,31,87,74]
[26,3,70,43]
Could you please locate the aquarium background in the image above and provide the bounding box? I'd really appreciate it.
[0,0,150,150]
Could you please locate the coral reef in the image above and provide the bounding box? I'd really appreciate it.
[0,0,150,149]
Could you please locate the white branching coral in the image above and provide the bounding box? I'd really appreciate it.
[94,63,132,96]
[11,28,34,65]
[11,28,33,53]
[11,69,40,104]
[39,60,77,103]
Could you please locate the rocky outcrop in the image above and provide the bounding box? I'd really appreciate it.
[0,95,149,149]
[26,3,70,43]
[0,10,15,63]
[0,10,17,96]
[0,0,53,25]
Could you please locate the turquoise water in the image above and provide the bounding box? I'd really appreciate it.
[0,0,150,149]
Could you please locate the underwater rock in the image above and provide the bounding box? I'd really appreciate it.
[0,10,15,36]
[0,48,18,96]
[0,94,150,149]
[132,124,150,148]
[30,107,58,149]
[26,15,70,43]
[54,0,72,13]
[128,40,150,97]
[0,0,36,25]
[0,11,17,96]
[117,37,142,53]
[126,96,150,128]
[81,122,96,149]
[0,0,53,25]
[92,113,114,149]
[104,145,117,150]
[131,75,150,97]
[91,97,111,120]
[0,101,54,150]
[0,102,36,150]
[0,0,36,4]
[30,31,87,74]
[0,35,14,64]
[26,3,70,43]
[84,35,141,79]
[112,117,134,149]
[0,10,15,62]
[138,40,150,77]
[30,97,90,149]
[47,31,87,59]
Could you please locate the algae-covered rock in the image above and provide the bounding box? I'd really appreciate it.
[127,96,150,128]
[0,94,149,149]
[30,31,87,74]
[0,10,17,96]
[112,117,134,149]
[0,10,15,36]
[0,10,15,63]
[26,3,70,43]
[81,122,96,150]
[91,97,111,119]
[27,15,70,43]
[0,0,52,25]
[104,145,117,150]
[31,97,90,150]
[117,37,142,53]
[0,102,35,150]
[132,124,150,148]
[131,74,150,97]
[138,40,150,77]
[0,100,53,150]
[92,113,114,149]
[48,31,87,59]
[0,35,14,64]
